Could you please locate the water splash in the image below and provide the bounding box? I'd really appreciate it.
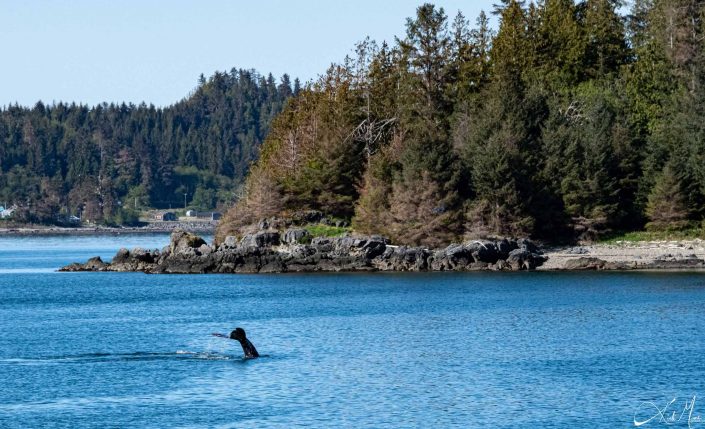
[0,351,247,366]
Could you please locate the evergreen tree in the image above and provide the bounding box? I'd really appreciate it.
[454,11,494,102]
[583,0,629,78]
[532,0,585,86]
[460,1,544,237]
[393,3,464,243]
[645,162,690,230]
[491,0,529,80]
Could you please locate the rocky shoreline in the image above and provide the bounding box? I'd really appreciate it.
[61,229,547,274]
[60,228,705,274]
[539,240,705,270]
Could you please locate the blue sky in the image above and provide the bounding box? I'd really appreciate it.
[0,1,496,107]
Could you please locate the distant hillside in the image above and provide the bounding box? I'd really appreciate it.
[0,69,297,224]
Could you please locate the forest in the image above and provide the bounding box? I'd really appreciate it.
[0,69,297,224]
[217,0,705,246]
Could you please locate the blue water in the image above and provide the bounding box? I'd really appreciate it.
[1,236,705,428]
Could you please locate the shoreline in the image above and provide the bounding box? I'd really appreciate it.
[538,239,705,271]
[7,225,705,272]
[0,223,216,237]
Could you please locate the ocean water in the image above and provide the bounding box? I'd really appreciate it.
[1,235,705,428]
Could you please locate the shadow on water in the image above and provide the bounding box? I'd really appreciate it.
[0,351,273,366]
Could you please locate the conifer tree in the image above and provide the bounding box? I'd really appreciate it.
[645,162,690,230]
[461,1,543,237]
[532,0,585,86]
[378,3,463,244]
[583,0,629,78]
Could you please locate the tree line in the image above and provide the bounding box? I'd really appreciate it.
[218,0,705,245]
[0,69,296,224]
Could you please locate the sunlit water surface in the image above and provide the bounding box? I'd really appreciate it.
[1,235,704,428]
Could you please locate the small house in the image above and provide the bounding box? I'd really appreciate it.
[0,206,15,219]
[154,211,177,221]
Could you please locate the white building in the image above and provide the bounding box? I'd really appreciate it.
[0,206,15,219]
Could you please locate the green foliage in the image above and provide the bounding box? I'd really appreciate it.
[583,0,629,78]
[190,186,217,211]
[461,77,542,237]
[211,0,705,245]
[110,208,142,227]
[125,185,150,211]
[541,82,635,236]
[491,0,529,81]
[599,228,705,244]
[532,0,585,86]
[0,69,294,224]
[645,163,690,231]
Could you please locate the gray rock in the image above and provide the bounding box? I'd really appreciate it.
[428,244,474,270]
[332,235,386,259]
[467,241,500,263]
[223,236,239,248]
[517,238,540,254]
[112,248,130,264]
[131,248,155,263]
[492,260,513,271]
[241,231,280,248]
[61,232,550,275]
[60,256,108,272]
[496,239,518,260]
[360,237,387,259]
[563,257,610,270]
[170,229,207,254]
[311,237,333,252]
[645,257,705,269]
[374,246,429,271]
[506,249,546,271]
[282,228,310,244]
[86,256,107,270]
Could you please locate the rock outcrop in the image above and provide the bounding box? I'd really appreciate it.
[60,229,547,274]
[561,257,627,270]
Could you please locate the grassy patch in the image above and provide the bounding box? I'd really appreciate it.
[304,224,351,238]
[599,228,705,244]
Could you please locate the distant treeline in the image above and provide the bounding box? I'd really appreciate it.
[0,69,296,224]
[217,0,705,245]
